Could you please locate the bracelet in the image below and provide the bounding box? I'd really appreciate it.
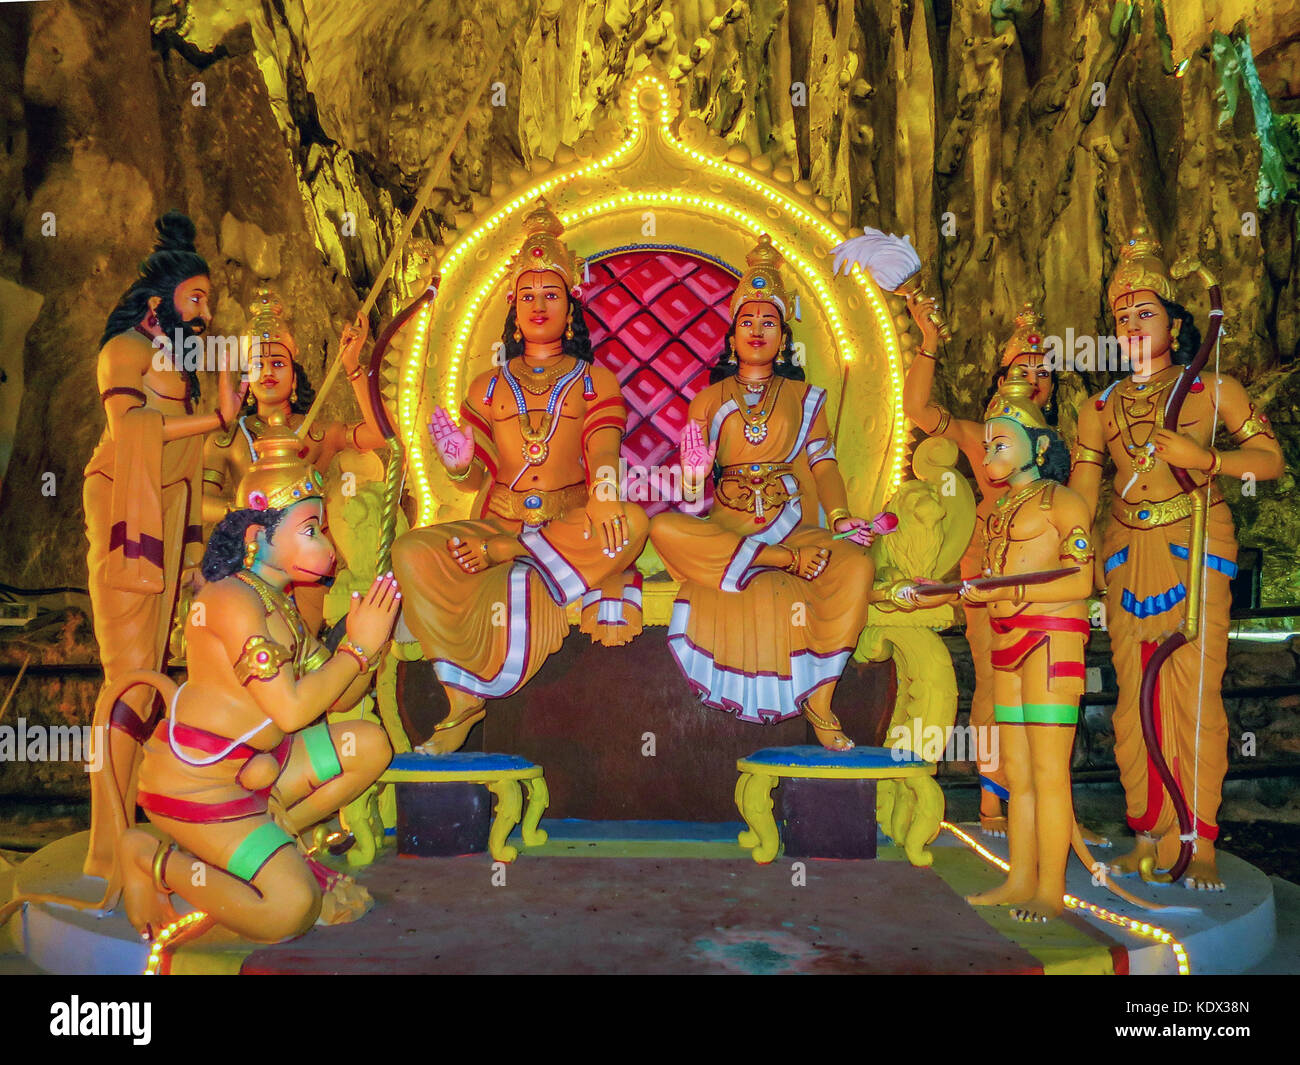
[917,349,937,361]
[337,636,375,673]
[825,507,852,529]
[1205,447,1223,476]
[446,461,473,482]
[782,547,800,575]
[346,365,365,382]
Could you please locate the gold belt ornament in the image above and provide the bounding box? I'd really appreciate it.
[488,482,588,527]
[1114,487,1222,529]
[715,462,797,521]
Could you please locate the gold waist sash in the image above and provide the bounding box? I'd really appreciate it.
[715,462,797,516]
[1113,486,1223,529]
[488,482,588,527]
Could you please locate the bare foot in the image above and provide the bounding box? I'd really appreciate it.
[118,829,178,941]
[1011,895,1064,922]
[415,705,486,755]
[445,535,491,575]
[980,814,1008,839]
[1184,840,1225,892]
[1079,824,1112,848]
[966,878,1036,907]
[1109,834,1158,877]
[793,547,829,581]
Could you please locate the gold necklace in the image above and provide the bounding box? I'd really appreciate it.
[731,375,782,445]
[510,356,571,396]
[1114,368,1180,472]
[983,478,1051,576]
[236,569,306,650]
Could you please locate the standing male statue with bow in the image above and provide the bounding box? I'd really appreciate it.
[1070,229,1284,890]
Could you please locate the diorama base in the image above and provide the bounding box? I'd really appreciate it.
[3,826,1276,976]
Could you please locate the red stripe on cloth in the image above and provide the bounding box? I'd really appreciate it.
[108,522,165,568]
[990,633,1045,670]
[137,790,268,823]
[1049,661,1086,679]
[990,613,1090,636]
[585,396,624,417]
[109,699,162,744]
[460,405,491,437]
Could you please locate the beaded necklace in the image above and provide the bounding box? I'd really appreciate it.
[501,359,586,466]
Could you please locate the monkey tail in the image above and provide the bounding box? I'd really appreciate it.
[0,671,177,929]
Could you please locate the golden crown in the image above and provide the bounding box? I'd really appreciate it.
[984,365,1048,430]
[247,287,298,359]
[730,233,790,317]
[999,303,1046,368]
[508,199,583,294]
[235,411,324,512]
[1108,226,1175,307]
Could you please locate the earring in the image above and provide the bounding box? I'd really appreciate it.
[243,540,258,570]
[727,342,737,365]
[776,352,786,367]
[565,307,574,341]
[512,326,522,342]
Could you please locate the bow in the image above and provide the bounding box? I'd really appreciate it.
[1136,258,1223,883]
[366,283,439,573]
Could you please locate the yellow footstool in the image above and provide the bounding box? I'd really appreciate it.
[735,745,943,866]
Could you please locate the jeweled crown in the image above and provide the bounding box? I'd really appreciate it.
[1108,226,1175,307]
[247,287,298,359]
[730,233,790,318]
[999,303,1046,368]
[235,411,324,511]
[984,365,1048,430]
[509,199,583,294]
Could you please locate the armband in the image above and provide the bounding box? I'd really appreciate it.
[929,406,952,436]
[233,635,293,686]
[100,386,148,407]
[302,642,331,673]
[1230,404,1274,445]
[1072,443,1106,467]
[202,467,225,488]
[1059,526,1095,566]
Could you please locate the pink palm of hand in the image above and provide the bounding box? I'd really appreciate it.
[429,406,473,472]
[680,421,716,480]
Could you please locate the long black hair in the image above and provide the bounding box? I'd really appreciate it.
[100,210,210,404]
[499,299,594,363]
[1159,297,1201,366]
[708,314,806,384]
[241,357,317,418]
[201,507,286,582]
[1023,426,1071,484]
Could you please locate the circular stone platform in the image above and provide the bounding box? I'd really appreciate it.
[2,825,1278,976]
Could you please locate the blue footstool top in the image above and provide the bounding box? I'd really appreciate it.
[741,745,931,770]
[388,751,539,774]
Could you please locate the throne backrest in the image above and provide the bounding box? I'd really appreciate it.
[583,246,738,517]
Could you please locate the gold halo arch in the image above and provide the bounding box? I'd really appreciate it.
[397,68,907,528]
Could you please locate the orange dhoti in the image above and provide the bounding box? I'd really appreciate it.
[650,383,874,724]
[83,411,204,872]
[391,497,648,703]
[1103,495,1234,842]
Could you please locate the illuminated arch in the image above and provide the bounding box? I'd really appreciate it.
[398,68,908,529]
